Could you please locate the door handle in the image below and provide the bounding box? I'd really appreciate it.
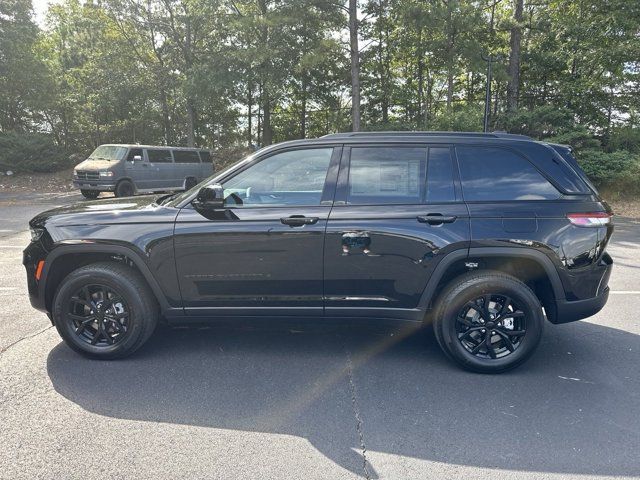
[280,215,319,227]
[417,214,457,225]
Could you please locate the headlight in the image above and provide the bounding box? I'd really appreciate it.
[30,227,44,242]
[99,171,114,177]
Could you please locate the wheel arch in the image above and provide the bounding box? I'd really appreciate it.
[420,247,565,323]
[41,244,170,314]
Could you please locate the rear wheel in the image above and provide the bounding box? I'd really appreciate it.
[184,177,198,190]
[115,179,135,197]
[52,262,158,359]
[80,189,100,199]
[433,271,544,373]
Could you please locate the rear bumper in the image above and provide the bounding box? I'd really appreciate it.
[553,287,609,324]
[73,180,116,191]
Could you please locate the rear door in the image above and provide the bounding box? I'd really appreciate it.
[323,144,470,321]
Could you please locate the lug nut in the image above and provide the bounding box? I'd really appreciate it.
[481,329,486,333]
[480,319,485,324]
[492,330,496,335]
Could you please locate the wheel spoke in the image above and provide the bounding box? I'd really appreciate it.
[90,328,101,345]
[485,333,496,359]
[70,297,94,310]
[481,294,492,319]
[458,327,483,341]
[502,329,526,337]
[456,315,474,327]
[496,296,512,318]
[471,335,486,354]
[68,313,92,323]
[503,310,525,319]
[495,330,516,352]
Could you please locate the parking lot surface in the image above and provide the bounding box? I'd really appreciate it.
[1,192,639,479]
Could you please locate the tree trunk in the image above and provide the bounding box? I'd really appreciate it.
[186,99,196,147]
[507,0,524,112]
[300,79,307,139]
[262,89,272,146]
[247,82,253,147]
[349,0,361,132]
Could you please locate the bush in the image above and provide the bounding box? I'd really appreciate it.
[0,132,74,173]
[576,149,640,196]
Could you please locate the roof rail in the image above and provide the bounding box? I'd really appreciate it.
[321,131,531,140]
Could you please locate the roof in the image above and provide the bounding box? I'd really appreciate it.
[99,144,209,150]
[321,131,532,140]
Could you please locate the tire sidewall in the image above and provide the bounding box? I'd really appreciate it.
[437,275,544,373]
[115,180,135,197]
[53,269,146,358]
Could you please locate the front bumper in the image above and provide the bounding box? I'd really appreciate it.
[73,179,116,191]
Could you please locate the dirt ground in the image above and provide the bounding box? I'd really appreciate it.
[1,169,639,218]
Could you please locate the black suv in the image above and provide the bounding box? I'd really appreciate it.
[24,132,613,372]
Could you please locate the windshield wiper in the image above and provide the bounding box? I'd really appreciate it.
[156,193,177,205]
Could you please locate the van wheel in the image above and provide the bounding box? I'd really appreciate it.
[433,271,544,373]
[115,180,135,197]
[184,177,198,190]
[80,189,100,199]
[52,262,158,359]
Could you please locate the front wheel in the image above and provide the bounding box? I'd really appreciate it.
[115,179,135,197]
[80,189,100,199]
[433,271,544,373]
[52,262,158,359]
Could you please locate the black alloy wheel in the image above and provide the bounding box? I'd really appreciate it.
[455,294,526,359]
[68,284,130,346]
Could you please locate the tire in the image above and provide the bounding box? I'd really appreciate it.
[115,180,135,197]
[184,177,198,190]
[80,189,100,199]
[52,262,158,359]
[432,271,544,374]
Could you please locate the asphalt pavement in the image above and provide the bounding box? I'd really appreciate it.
[1,191,639,479]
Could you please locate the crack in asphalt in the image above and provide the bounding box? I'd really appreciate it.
[345,348,372,480]
[0,326,54,357]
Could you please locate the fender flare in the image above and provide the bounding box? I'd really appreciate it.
[418,246,566,311]
[40,243,171,312]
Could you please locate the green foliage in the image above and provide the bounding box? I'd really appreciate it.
[577,149,640,196]
[0,132,73,173]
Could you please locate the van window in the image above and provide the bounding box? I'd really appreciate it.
[147,149,173,163]
[127,148,142,162]
[347,147,426,205]
[174,150,201,164]
[426,147,456,203]
[457,146,560,201]
[200,151,211,163]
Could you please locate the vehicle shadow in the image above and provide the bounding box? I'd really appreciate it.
[47,319,640,478]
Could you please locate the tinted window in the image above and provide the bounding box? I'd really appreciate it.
[426,147,456,203]
[222,148,333,207]
[174,150,200,163]
[147,149,173,163]
[347,147,426,205]
[126,148,142,162]
[457,146,560,201]
[200,151,211,163]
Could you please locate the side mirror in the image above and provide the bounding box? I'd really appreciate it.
[132,155,142,163]
[194,184,224,210]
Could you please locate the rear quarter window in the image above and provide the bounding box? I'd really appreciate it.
[456,146,560,201]
[174,150,201,163]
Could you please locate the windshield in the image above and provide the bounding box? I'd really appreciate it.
[87,145,127,161]
[163,152,258,208]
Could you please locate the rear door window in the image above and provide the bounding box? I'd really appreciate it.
[457,146,560,201]
[147,149,173,163]
[347,147,426,205]
[174,150,201,164]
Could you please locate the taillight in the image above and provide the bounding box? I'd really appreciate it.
[566,212,612,227]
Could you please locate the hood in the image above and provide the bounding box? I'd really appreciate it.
[75,159,116,171]
[30,195,176,229]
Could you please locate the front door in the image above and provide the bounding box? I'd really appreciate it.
[174,146,341,317]
[323,144,470,321]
